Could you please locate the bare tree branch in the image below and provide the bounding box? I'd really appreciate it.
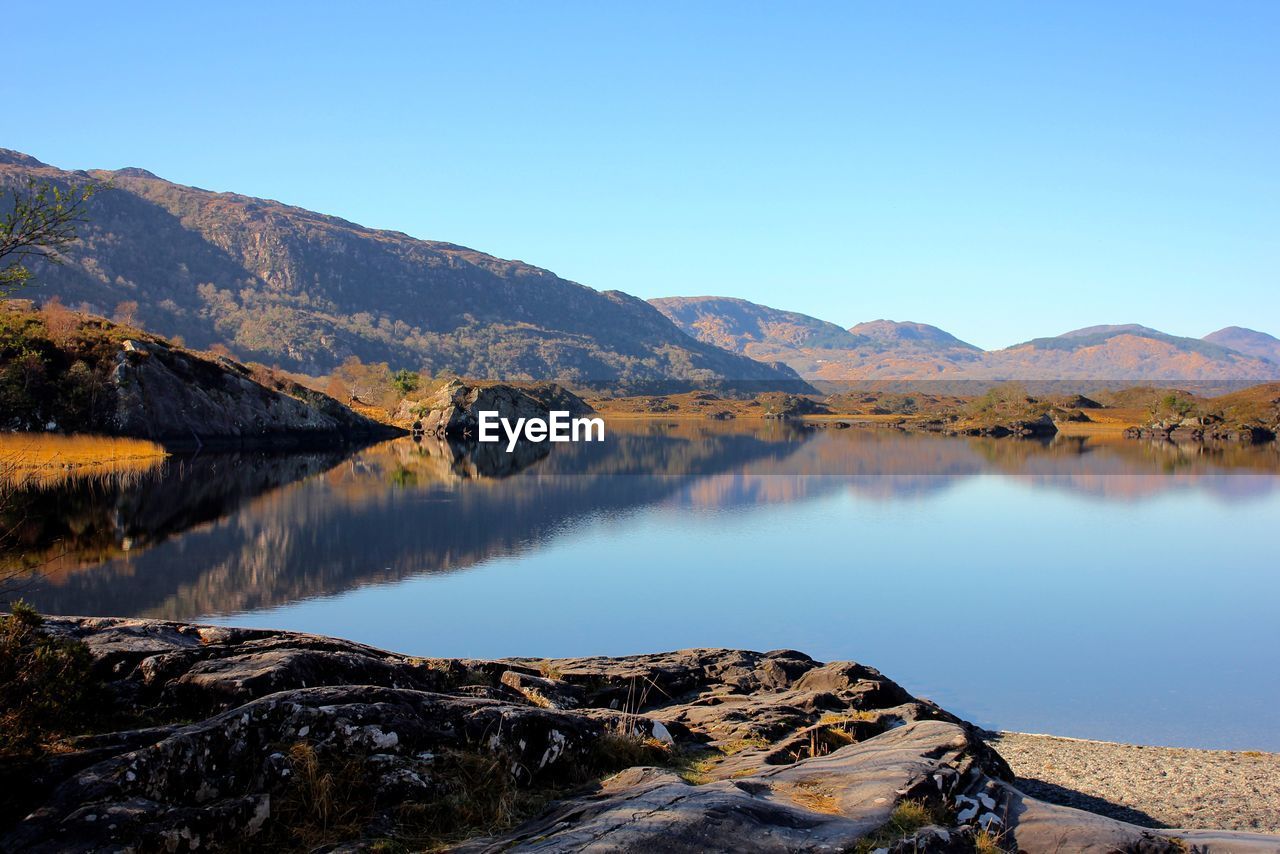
[0,179,99,296]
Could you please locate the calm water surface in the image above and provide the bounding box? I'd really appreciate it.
[8,422,1279,750]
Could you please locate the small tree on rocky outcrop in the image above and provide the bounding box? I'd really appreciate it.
[1,179,97,296]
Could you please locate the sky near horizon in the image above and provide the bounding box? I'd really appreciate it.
[5,1,1277,350]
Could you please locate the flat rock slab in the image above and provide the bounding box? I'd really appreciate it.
[459,721,992,853]
[3,617,1276,853]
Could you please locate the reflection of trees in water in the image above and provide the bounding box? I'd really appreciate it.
[2,451,349,582]
[20,426,811,619]
[958,433,1280,500]
[13,424,1280,620]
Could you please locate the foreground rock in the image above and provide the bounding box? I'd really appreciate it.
[3,618,1276,853]
[396,378,594,437]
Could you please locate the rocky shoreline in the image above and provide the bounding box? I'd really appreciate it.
[3,618,1277,852]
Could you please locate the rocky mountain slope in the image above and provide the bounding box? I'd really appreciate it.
[652,296,1280,382]
[649,298,986,379]
[648,296,863,356]
[0,150,802,393]
[3,616,1273,852]
[0,302,394,448]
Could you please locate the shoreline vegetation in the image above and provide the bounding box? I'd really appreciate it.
[0,434,167,488]
[1,610,1275,852]
[3,302,1278,450]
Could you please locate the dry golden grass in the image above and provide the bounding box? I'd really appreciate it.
[1055,406,1147,434]
[799,413,905,423]
[349,403,398,425]
[852,799,950,853]
[974,826,1010,853]
[0,434,167,488]
[269,742,373,849]
[817,711,877,725]
[782,780,842,814]
[1053,421,1134,436]
[720,735,771,755]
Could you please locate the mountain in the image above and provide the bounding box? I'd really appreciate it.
[1203,327,1280,363]
[651,298,987,380]
[649,298,986,380]
[652,296,1280,383]
[1052,323,1159,340]
[647,296,862,374]
[983,325,1278,381]
[0,149,803,393]
[847,320,980,351]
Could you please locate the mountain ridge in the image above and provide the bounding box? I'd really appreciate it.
[4,148,1275,386]
[651,297,1280,382]
[0,149,805,393]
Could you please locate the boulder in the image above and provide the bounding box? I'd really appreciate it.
[758,394,830,419]
[396,379,593,438]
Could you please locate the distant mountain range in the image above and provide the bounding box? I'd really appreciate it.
[651,298,1280,382]
[3,147,1277,387]
[0,149,801,392]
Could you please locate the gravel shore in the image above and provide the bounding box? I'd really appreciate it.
[984,731,1280,833]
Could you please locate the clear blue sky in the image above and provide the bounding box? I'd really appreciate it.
[7,1,1277,348]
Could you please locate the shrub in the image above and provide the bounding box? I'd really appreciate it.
[391,369,421,396]
[0,601,101,756]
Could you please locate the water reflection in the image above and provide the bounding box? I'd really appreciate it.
[7,423,1279,621]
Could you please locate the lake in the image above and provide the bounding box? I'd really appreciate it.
[6,421,1279,750]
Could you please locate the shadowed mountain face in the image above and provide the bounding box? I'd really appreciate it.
[651,296,1280,382]
[0,150,800,392]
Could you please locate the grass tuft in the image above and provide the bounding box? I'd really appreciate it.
[270,741,374,849]
[852,798,951,854]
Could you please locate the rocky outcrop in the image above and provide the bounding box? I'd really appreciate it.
[957,412,1059,438]
[110,338,400,448]
[885,412,1060,439]
[759,393,830,419]
[1125,417,1276,444]
[396,379,594,438]
[0,302,399,448]
[4,618,1275,853]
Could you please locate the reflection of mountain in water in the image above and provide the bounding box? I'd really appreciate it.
[17,423,1280,621]
[21,423,813,618]
[2,450,349,577]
